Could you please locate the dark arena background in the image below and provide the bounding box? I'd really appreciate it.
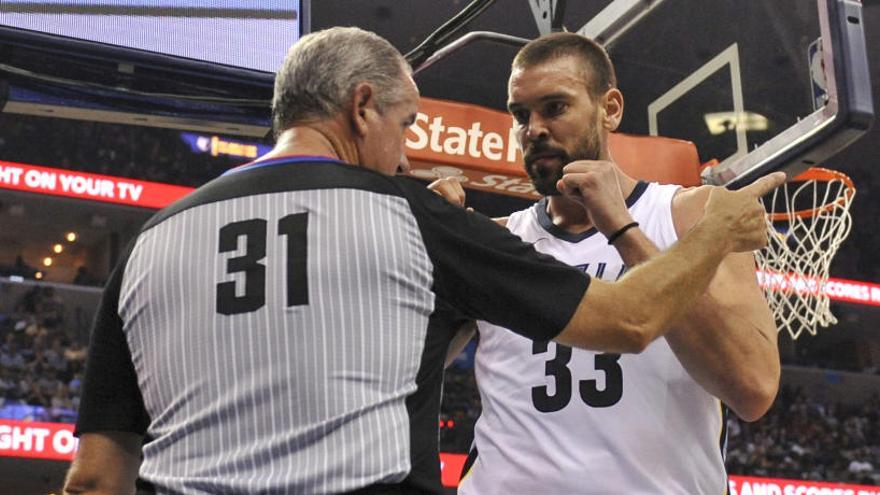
[1,1,880,494]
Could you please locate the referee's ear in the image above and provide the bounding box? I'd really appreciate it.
[350,82,376,138]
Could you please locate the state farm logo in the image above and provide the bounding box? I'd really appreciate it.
[409,165,539,197]
[470,174,539,196]
[406,113,522,164]
[410,166,469,182]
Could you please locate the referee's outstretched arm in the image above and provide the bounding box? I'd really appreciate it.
[64,431,140,494]
[553,172,785,353]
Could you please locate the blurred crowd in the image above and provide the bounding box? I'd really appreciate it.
[0,255,39,280]
[0,114,251,187]
[727,385,880,485]
[0,286,87,423]
[439,361,481,454]
[0,256,103,287]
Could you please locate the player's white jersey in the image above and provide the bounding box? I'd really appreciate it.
[459,182,728,495]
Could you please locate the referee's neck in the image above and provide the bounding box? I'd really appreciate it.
[263,121,356,165]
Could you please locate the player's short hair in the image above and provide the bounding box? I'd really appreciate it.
[512,32,617,98]
[272,26,411,137]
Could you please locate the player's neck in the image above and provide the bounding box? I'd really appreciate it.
[545,195,594,233]
[545,170,639,235]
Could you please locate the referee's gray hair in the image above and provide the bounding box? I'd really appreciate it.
[271,26,411,137]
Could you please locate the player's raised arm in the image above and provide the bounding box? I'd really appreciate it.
[657,184,779,421]
[554,172,785,353]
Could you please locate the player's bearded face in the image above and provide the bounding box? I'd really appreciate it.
[523,130,601,196]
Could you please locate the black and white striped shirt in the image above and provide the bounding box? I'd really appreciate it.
[76,157,590,494]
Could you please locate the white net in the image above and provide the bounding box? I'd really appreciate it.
[754,168,855,340]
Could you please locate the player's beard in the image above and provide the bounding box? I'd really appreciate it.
[523,131,602,196]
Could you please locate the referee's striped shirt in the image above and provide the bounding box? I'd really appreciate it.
[76,157,590,494]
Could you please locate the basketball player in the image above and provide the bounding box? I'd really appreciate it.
[63,28,782,494]
[453,33,781,494]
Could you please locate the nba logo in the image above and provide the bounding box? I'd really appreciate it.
[808,37,828,111]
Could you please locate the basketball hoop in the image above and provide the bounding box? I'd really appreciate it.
[754,167,855,340]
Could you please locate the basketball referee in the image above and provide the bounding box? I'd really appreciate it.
[63,27,784,494]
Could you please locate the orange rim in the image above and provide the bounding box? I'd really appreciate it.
[767,167,855,222]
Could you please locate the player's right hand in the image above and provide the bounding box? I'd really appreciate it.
[702,172,786,253]
[427,177,468,209]
[556,160,635,238]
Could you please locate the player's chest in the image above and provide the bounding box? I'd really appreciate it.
[528,239,627,281]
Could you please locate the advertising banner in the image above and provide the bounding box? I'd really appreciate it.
[758,270,880,308]
[436,454,880,493]
[0,420,78,461]
[0,429,878,495]
[0,161,193,208]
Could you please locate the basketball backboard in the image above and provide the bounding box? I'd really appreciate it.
[593,0,873,188]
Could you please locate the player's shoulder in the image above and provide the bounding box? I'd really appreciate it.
[672,184,713,207]
[670,184,713,236]
[502,203,542,235]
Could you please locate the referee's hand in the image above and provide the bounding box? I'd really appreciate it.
[703,171,786,253]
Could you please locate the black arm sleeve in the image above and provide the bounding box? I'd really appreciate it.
[75,241,150,436]
[396,179,590,341]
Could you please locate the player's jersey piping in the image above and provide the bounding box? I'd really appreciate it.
[534,180,649,242]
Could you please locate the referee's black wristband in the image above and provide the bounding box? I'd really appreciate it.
[607,221,639,245]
